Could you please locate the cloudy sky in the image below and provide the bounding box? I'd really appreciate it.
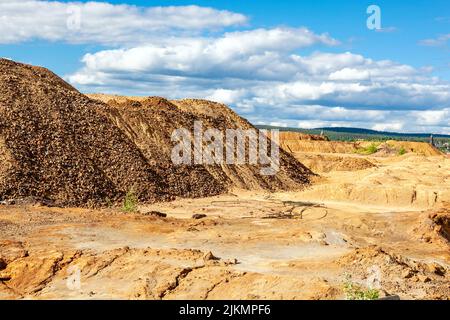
[1,0,450,133]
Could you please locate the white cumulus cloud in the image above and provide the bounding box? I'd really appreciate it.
[3,1,448,134]
[0,0,248,45]
[66,29,450,133]
[419,34,450,46]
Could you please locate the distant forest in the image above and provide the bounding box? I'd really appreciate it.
[256,125,450,153]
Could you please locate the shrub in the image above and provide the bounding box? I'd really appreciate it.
[355,143,379,155]
[398,147,406,155]
[366,143,378,154]
[343,275,380,300]
[122,189,139,213]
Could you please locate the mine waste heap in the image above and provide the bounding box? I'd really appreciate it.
[0,59,312,207]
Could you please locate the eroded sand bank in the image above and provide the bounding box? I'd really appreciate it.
[1,153,449,300]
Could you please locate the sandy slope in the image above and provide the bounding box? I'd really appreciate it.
[0,153,449,300]
[279,133,442,157]
[295,154,450,210]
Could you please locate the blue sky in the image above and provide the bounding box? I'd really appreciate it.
[1,0,449,133]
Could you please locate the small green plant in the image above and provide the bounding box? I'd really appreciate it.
[366,143,378,154]
[122,189,139,213]
[398,147,406,155]
[355,143,379,155]
[343,274,380,300]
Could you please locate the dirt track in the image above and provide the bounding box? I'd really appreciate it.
[1,154,449,300]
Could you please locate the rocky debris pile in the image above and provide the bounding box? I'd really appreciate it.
[338,246,449,299]
[0,59,312,207]
[99,97,228,198]
[99,97,313,193]
[0,59,170,206]
[431,209,450,242]
[415,206,450,244]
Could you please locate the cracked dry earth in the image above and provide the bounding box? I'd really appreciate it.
[0,192,449,300]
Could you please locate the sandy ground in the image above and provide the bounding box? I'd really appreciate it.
[0,152,449,300]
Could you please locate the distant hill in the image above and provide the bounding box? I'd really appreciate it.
[255,125,450,153]
[315,127,450,139]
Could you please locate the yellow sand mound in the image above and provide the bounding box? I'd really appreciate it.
[293,153,376,173]
[386,140,442,156]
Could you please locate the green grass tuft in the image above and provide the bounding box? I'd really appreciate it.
[355,143,379,155]
[398,147,407,155]
[343,275,380,300]
[122,189,139,213]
